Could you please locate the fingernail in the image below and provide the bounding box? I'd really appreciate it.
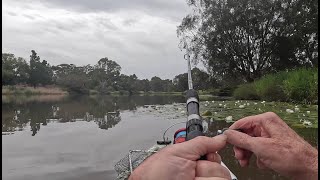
[222,129,229,135]
[216,134,227,140]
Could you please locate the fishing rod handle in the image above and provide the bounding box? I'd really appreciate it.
[185,89,204,140]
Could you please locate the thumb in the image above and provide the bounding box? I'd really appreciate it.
[171,135,227,160]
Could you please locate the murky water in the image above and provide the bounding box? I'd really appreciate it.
[2,95,318,180]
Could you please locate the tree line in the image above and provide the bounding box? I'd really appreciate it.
[177,0,317,86]
[2,51,215,94]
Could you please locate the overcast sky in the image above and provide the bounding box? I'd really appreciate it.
[2,0,204,80]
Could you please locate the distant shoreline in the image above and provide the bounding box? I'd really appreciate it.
[2,85,68,95]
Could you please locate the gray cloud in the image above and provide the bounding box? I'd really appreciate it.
[7,11,17,16]
[2,0,200,80]
[38,0,189,21]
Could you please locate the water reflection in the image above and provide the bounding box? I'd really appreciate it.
[2,95,184,136]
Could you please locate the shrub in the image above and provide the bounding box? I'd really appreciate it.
[283,68,318,104]
[254,71,288,101]
[233,83,259,100]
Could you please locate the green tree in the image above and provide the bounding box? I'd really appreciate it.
[2,53,30,85]
[29,50,53,87]
[178,0,318,82]
[91,58,121,93]
[2,53,16,85]
[55,65,90,94]
[150,76,164,92]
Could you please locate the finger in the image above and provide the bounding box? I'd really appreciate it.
[229,112,283,136]
[224,129,256,152]
[207,153,221,163]
[196,161,231,179]
[234,146,253,160]
[256,158,268,169]
[170,135,227,160]
[225,130,275,160]
[195,177,230,180]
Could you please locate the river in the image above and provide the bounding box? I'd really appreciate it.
[2,95,318,180]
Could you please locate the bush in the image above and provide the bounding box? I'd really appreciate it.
[254,71,288,101]
[233,83,259,100]
[233,68,318,104]
[283,68,318,104]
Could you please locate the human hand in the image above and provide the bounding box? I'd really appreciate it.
[224,112,318,180]
[129,135,231,180]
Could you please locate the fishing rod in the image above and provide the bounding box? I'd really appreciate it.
[172,53,238,179]
[156,54,204,146]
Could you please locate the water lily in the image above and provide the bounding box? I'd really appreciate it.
[214,112,217,114]
[212,101,215,103]
[247,103,250,106]
[219,104,223,106]
[225,116,233,121]
[303,120,312,126]
[286,109,294,113]
[239,105,245,108]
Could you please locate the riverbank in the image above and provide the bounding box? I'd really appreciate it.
[233,68,318,104]
[2,85,68,95]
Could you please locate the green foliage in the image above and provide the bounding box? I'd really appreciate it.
[233,84,259,100]
[254,71,288,101]
[2,53,29,85]
[178,0,318,82]
[283,68,318,103]
[234,68,318,104]
[29,50,53,87]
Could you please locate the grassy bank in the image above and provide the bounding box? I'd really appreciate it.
[2,85,68,95]
[234,68,318,104]
[89,90,184,96]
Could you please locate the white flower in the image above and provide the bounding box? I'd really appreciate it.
[205,104,208,107]
[254,102,257,105]
[239,105,245,108]
[303,120,312,126]
[206,101,209,103]
[286,109,294,113]
[212,101,215,103]
[214,112,218,114]
[261,101,266,104]
[225,116,233,121]
[247,103,250,106]
[294,107,300,112]
[219,104,223,106]
[307,111,310,114]
[180,111,185,114]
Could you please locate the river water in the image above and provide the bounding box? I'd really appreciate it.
[2,95,318,180]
